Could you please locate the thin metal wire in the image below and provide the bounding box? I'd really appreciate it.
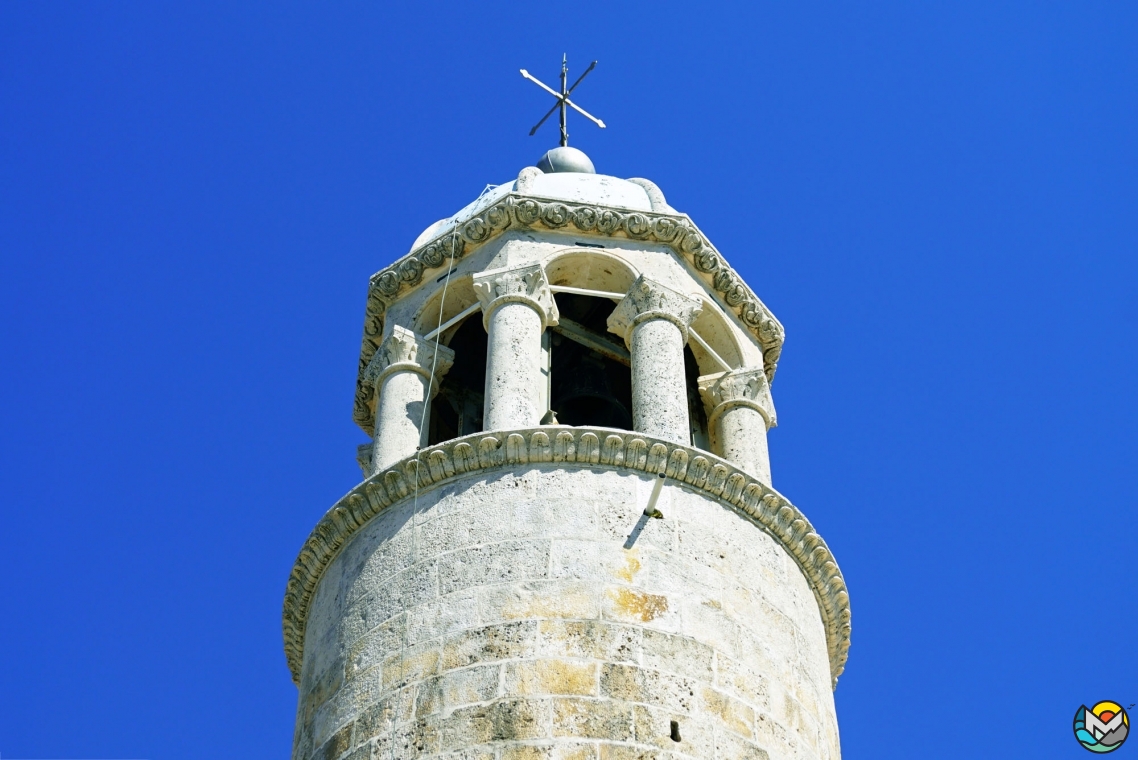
[423,302,480,342]
[389,220,460,759]
[418,223,460,434]
[687,327,732,372]
[548,284,625,301]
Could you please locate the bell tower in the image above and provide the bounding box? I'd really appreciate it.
[284,146,851,759]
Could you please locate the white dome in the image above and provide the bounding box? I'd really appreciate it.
[520,171,652,210]
[408,171,667,253]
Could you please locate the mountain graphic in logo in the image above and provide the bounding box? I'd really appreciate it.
[1074,701,1129,753]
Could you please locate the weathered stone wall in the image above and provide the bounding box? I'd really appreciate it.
[294,466,839,760]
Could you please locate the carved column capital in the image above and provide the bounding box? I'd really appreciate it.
[606,274,702,347]
[472,263,559,330]
[364,325,455,393]
[698,366,777,428]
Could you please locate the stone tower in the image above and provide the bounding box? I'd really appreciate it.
[284,147,851,759]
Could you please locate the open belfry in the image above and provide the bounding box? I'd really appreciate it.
[284,105,851,757]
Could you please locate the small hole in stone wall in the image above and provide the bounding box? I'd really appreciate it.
[670,720,682,742]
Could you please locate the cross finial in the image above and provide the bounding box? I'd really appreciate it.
[520,55,606,147]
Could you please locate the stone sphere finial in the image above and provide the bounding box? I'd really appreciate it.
[535,146,596,174]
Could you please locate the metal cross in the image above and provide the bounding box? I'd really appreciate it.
[520,54,606,147]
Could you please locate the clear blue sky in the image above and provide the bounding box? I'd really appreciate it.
[2,3,1135,758]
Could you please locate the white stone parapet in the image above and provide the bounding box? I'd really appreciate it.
[608,275,702,444]
[699,367,777,486]
[364,326,454,472]
[473,263,558,431]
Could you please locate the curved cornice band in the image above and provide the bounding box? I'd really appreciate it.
[353,194,786,434]
[282,426,850,691]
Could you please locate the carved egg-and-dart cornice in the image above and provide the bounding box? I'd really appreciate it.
[282,425,850,690]
[352,194,786,434]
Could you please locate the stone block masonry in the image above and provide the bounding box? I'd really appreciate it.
[291,464,840,760]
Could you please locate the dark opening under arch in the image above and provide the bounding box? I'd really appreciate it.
[427,315,486,446]
[550,293,633,430]
[424,293,712,450]
[685,344,710,450]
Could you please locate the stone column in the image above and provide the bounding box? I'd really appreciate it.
[364,325,454,472]
[473,263,559,431]
[698,367,777,486]
[607,275,702,444]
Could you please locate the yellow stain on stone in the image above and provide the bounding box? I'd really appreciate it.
[606,587,668,622]
[509,659,599,696]
[614,550,641,583]
[701,686,756,739]
[381,647,439,690]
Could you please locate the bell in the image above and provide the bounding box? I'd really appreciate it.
[553,351,633,429]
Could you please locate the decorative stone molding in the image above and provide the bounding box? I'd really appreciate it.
[352,194,786,434]
[698,366,777,429]
[472,262,559,331]
[363,325,454,392]
[606,274,702,346]
[282,426,851,691]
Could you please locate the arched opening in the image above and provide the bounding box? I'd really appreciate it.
[688,302,744,377]
[426,315,486,445]
[685,344,711,450]
[545,250,638,295]
[549,293,633,430]
[413,276,478,337]
[417,252,729,450]
[683,301,743,453]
